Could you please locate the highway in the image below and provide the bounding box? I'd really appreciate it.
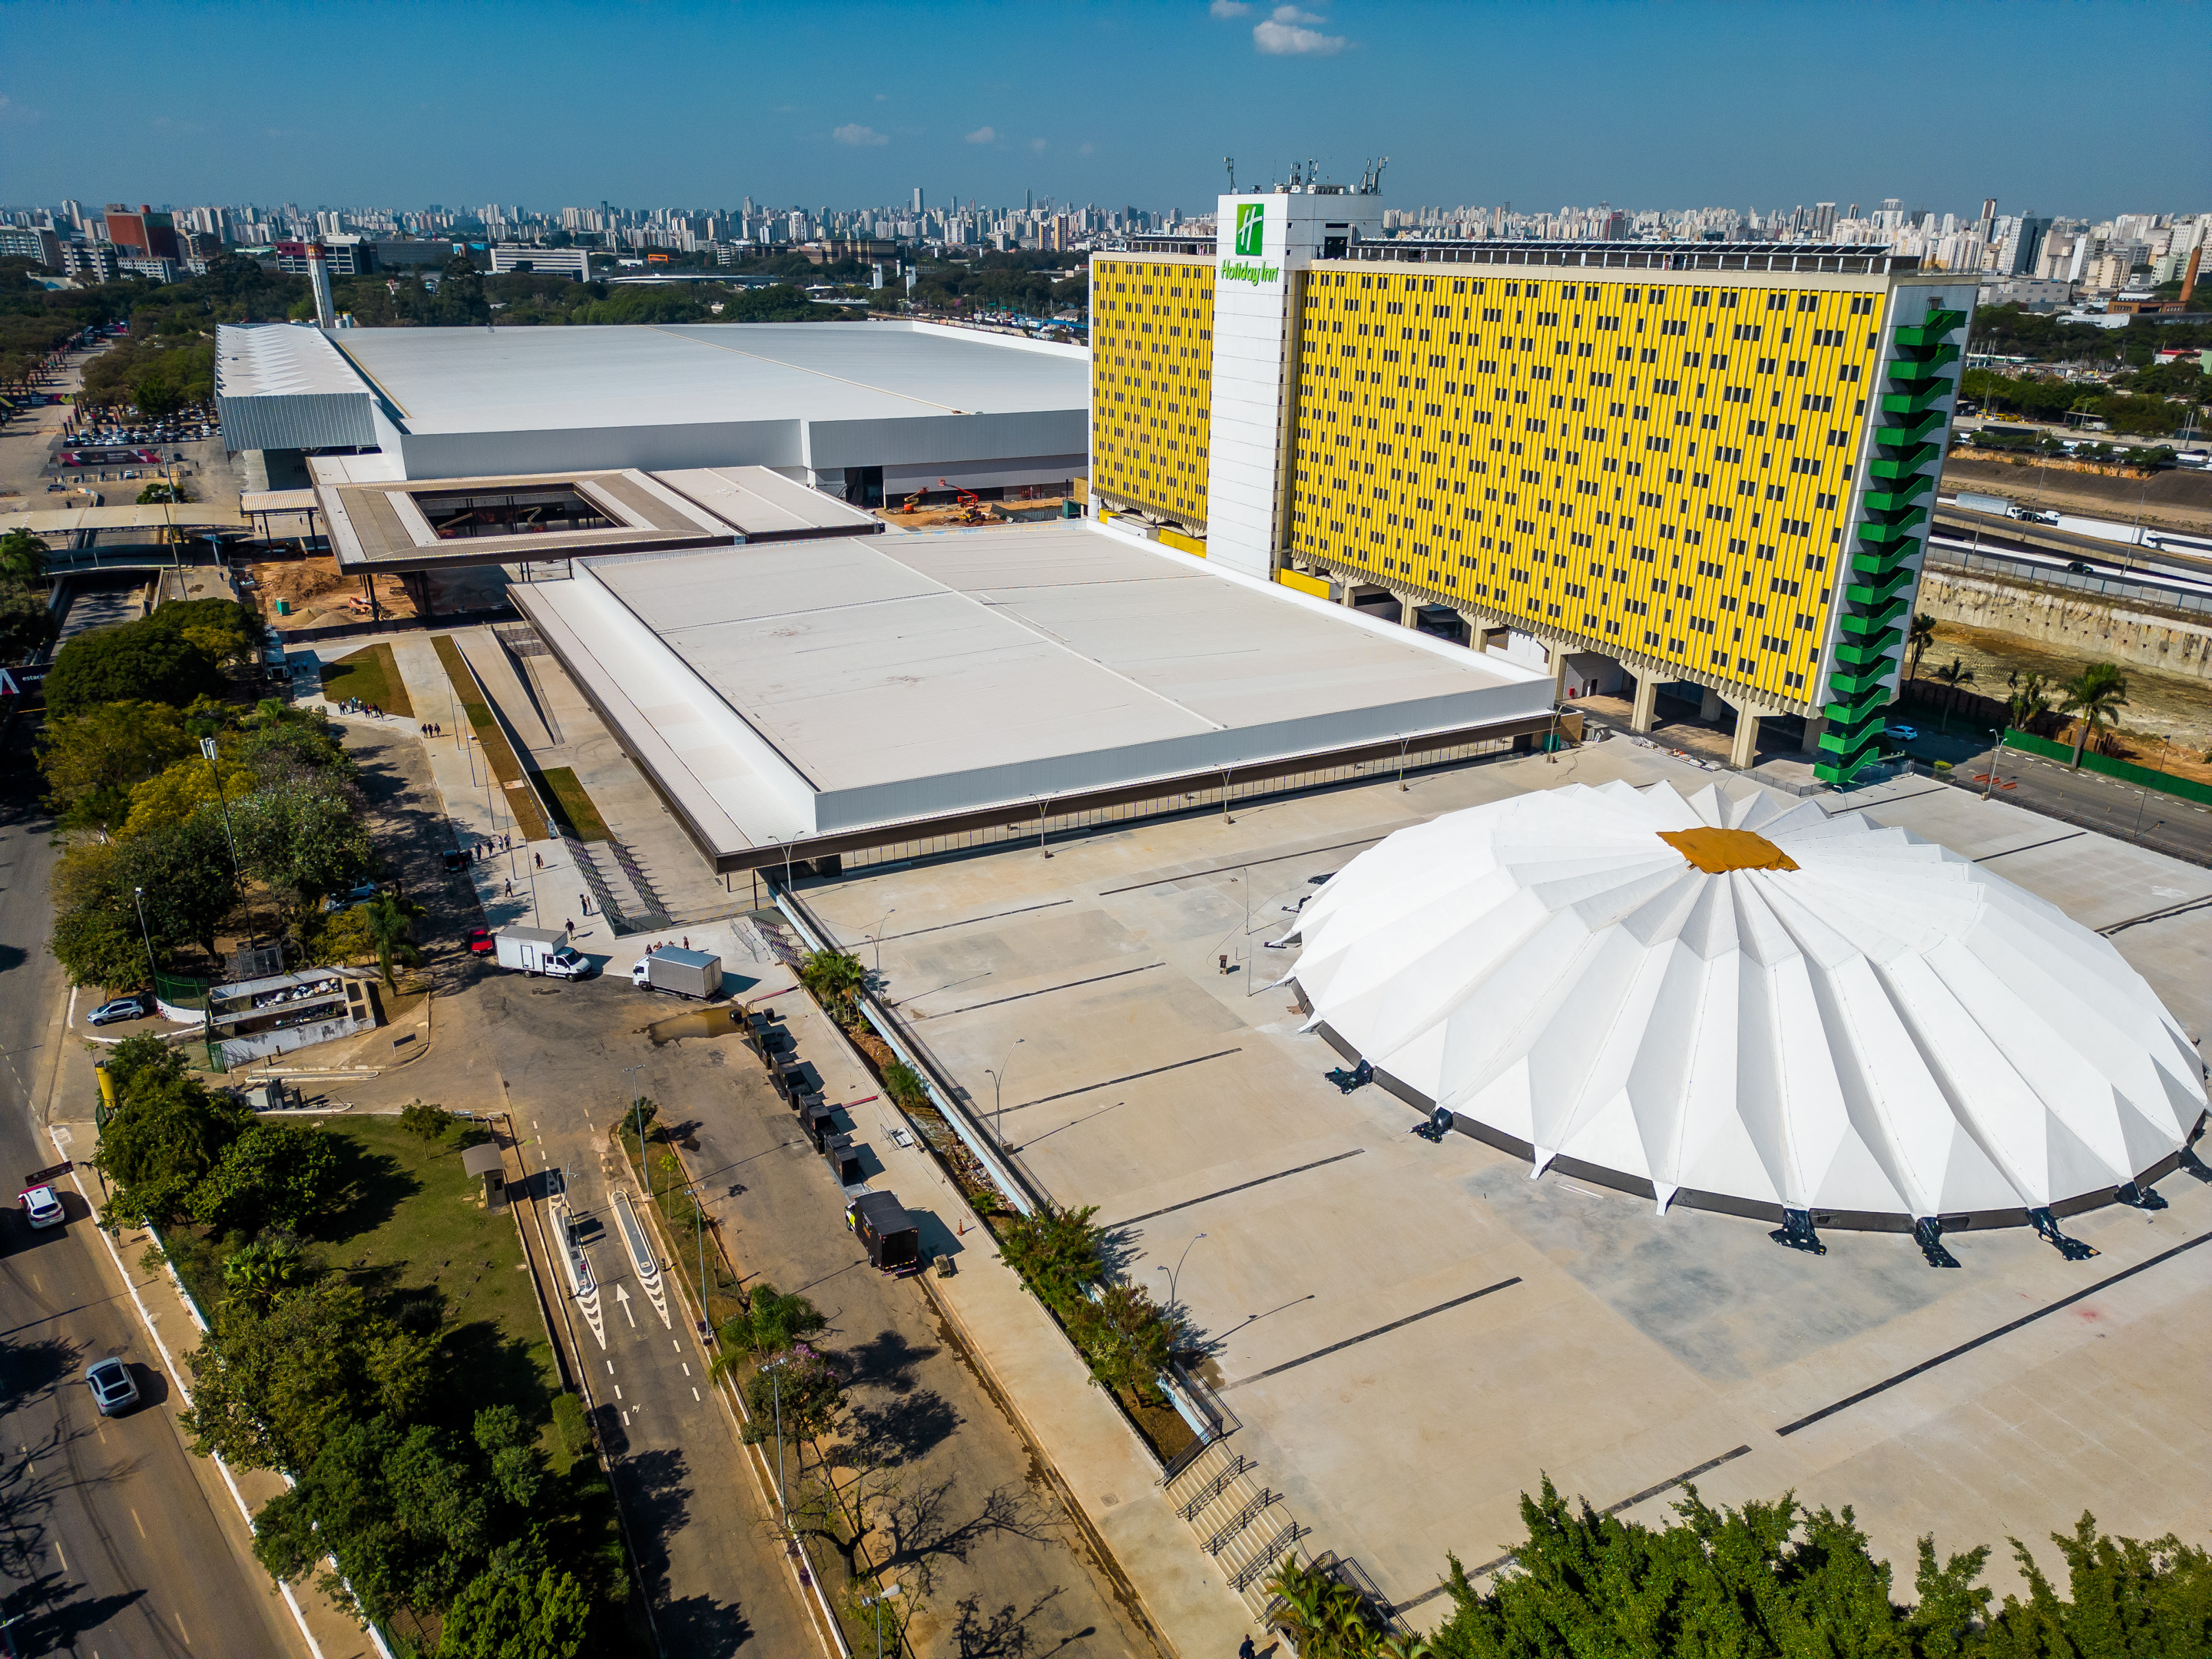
[0,724,302,1657]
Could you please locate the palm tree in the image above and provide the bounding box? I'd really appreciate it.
[1929,658,1975,732]
[796,948,866,1015]
[1906,611,1937,681]
[2058,661,2131,767]
[359,890,426,988]
[2006,672,2051,731]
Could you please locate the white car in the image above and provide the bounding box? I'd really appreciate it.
[20,1185,64,1229]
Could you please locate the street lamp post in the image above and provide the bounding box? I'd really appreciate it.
[1155,1231,1207,1313]
[868,907,896,976]
[985,1038,1025,1149]
[131,886,156,982]
[1982,727,2004,800]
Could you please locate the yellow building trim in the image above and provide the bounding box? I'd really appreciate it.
[1157,527,1206,557]
[1277,568,1332,598]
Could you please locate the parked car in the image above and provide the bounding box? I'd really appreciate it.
[1889,724,1920,743]
[320,882,382,914]
[84,1356,139,1417]
[2066,560,2095,575]
[465,927,495,955]
[88,994,146,1028]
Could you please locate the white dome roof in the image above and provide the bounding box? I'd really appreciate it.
[1286,780,2206,1224]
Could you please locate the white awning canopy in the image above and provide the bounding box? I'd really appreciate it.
[1285,779,2206,1227]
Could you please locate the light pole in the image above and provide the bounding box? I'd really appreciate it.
[985,1038,1025,1149]
[131,886,156,982]
[1155,1231,1207,1313]
[1982,727,2003,800]
[623,1064,645,1187]
[868,907,896,976]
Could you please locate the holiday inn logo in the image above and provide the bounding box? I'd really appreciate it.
[1234,202,1265,257]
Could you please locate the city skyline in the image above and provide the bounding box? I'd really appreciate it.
[3,1,2202,218]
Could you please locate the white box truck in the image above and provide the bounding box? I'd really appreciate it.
[629,947,721,1001]
[494,927,591,980]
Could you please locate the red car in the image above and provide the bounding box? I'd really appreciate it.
[465,928,495,955]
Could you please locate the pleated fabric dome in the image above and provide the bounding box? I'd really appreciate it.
[1283,780,2206,1226]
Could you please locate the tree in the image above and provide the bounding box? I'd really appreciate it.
[121,749,257,839]
[2058,662,2131,767]
[233,781,372,911]
[1906,611,1938,681]
[740,1345,844,1445]
[184,1278,435,1472]
[1429,1478,1995,1659]
[713,1283,826,1375]
[222,1237,313,1313]
[1931,658,1975,731]
[96,1064,253,1227]
[798,948,866,1015]
[1981,1513,2212,1659]
[135,478,195,505]
[436,1568,591,1659]
[114,811,240,961]
[359,890,425,988]
[39,700,193,835]
[2006,673,2051,730]
[189,1121,343,1233]
[43,618,224,717]
[0,581,58,666]
[51,902,153,990]
[0,527,48,585]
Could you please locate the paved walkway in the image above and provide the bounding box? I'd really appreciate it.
[727,932,1257,1657]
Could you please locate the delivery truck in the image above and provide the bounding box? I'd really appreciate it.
[629,946,722,1001]
[846,1191,922,1276]
[494,927,591,980]
[1952,491,2060,526]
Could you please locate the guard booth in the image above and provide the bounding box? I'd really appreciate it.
[463,1142,508,1208]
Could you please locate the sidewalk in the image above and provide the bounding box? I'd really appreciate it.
[356,636,612,955]
[726,936,1260,1657]
[48,1119,385,1659]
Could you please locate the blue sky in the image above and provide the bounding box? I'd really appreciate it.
[4,2,2203,219]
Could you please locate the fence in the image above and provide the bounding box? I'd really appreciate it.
[1998,726,2212,806]
[1924,544,2212,619]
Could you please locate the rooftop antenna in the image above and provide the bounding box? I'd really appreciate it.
[1225,156,1236,194]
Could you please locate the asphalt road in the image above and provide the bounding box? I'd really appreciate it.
[1945,740,2212,867]
[0,724,301,1657]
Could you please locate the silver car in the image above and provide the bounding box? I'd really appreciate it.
[85,1356,139,1417]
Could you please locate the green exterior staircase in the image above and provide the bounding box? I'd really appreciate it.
[1816,303,1968,786]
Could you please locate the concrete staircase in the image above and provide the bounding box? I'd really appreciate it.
[1161,1439,1309,1619]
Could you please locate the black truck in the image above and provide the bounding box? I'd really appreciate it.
[846,1191,921,1276]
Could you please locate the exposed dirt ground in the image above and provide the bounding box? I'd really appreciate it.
[873,492,1074,530]
[247,555,511,631]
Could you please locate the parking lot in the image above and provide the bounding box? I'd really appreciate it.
[796,740,2212,1618]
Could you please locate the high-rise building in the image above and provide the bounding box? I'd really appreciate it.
[103,204,180,260]
[1091,187,1970,783]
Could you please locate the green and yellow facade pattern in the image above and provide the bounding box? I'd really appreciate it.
[1090,254,1214,528]
[1088,246,1966,785]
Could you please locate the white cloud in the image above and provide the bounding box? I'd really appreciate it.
[874,92,889,101]
[1254,2,1345,53]
[1031,137,1048,154]
[833,122,888,146]
[965,124,998,144]
[1209,0,1253,15]
[1079,141,1096,156]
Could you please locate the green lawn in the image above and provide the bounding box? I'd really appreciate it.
[167,1114,559,1429]
[432,634,551,841]
[320,642,413,717]
[533,767,611,843]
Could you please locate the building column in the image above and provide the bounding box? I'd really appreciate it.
[1800,715,1828,756]
[1629,674,1659,733]
[1698,686,1726,722]
[1456,609,1492,651]
[1729,708,1763,770]
[1394,591,1421,628]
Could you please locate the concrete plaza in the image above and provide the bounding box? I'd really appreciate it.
[794,740,2212,1625]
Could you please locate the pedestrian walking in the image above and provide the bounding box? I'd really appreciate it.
[534,853,542,868]
[1240,1639,1257,1659]
[565,918,575,934]
[503,879,512,897]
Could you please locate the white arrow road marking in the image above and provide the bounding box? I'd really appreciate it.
[614,1283,637,1329]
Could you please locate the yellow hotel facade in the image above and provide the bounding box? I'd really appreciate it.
[1089,191,1971,785]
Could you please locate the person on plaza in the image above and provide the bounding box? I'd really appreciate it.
[565,918,575,934]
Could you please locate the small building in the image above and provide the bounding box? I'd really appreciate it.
[206,968,378,1067]
[462,1142,508,1207]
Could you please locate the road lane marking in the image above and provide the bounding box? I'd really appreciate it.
[606,1360,614,1375]
[54,1540,66,1569]
[614,1386,623,1399]
[131,1507,145,1538]
[692,1387,701,1401]
[681,1363,690,1376]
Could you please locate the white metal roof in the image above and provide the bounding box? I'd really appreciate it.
[516,521,1554,848]
[1286,778,2207,1222]
[214,323,365,398]
[327,321,1087,435]
[654,465,882,538]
